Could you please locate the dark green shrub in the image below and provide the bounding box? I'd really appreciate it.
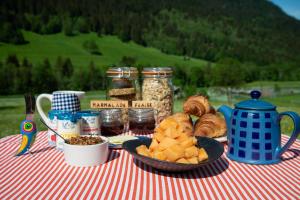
[120,56,136,66]
[82,40,102,55]
[0,23,26,44]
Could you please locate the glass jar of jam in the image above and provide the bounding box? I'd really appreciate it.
[128,108,156,135]
[100,109,124,136]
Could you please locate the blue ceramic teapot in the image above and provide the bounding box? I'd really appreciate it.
[218,90,300,164]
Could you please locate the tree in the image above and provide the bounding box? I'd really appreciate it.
[63,16,75,36]
[82,40,102,55]
[130,14,146,46]
[42,16,62,34]
[173,65,188,87]
[183,84,197,98]
[0,61,15,94]
[177,33,187,55]
[76,17,90,33]
[119,24,131,42]
[28,15,43,33]
[5,54,20,67]
[32,59,58,93]
[15,58,33,93]
[62,58,74,77]
[0,23,26,44]
[53,57,74,89]
[211,58,245,104]
[2,55,26,94]
[243,62,259,82]
[4,55,20,93]
[203,62,213,87]
[120,56,136,66]
[87,61,104,90]
[69,68,89,91]
[188,67,205,87]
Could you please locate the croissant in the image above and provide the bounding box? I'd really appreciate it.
[194,113,226,138]
[183,95,214,117]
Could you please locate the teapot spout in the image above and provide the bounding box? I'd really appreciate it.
[217,105,233,133]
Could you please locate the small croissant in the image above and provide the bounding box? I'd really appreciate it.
[183,95,214,117]
[194,113,226,138]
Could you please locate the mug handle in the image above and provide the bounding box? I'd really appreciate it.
[275,111,300,158]
[36,94,53,126]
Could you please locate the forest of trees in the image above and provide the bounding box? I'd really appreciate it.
[1,54,299,96]
[0,55,105,94]
[0,0,300,95]
[1,0,300,65]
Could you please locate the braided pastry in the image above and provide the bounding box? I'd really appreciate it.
[194,113,226,138]
[183,95,214,117]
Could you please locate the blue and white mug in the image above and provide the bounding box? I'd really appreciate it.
[36,91,85,127]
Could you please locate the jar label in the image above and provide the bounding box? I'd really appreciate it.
[81,116,100,135]
[90,100,128,108]
[132,101,154,108]
[47,116,58,146]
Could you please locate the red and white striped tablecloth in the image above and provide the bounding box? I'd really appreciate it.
[0,131,299,200]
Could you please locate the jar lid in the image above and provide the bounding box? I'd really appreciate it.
[48,110,71,119]
[76,110,100,117]
[235,90,276,110]
[142,67,173,78]
[106,67,138,78]
[57,112,79,122]
[129,108,155,120]
[100,109,122,117]
[129,108,154,116]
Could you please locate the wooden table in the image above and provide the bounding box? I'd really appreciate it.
[0,131,299,199]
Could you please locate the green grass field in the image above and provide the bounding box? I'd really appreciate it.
[0,31,207,68]
[1,91,299,139]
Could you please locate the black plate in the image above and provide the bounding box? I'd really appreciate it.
[123,136,224,172]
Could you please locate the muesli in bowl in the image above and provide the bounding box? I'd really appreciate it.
[63,136,109,167]
[66,136,103,145]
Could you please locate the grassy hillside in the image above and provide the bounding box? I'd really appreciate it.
[2,0,300,64]
[0,31,208,68]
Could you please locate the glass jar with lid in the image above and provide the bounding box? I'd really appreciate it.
[142,67,173,123]
[106,67,140,124]
[128,108,156,134]
[106,67,140,101]
[100,109,124,136]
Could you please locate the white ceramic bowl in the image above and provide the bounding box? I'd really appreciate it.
[63,136,109,167]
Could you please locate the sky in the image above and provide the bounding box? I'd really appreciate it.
[270,0,300,19]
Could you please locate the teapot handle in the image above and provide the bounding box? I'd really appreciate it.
[275,111,300,158]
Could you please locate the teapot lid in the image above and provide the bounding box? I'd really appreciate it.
[235,90,276,110]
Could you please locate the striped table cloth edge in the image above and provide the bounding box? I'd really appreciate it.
[0,131,299,200]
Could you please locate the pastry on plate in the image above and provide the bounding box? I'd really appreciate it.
[194,113,226,138]
[183,95,214,117]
